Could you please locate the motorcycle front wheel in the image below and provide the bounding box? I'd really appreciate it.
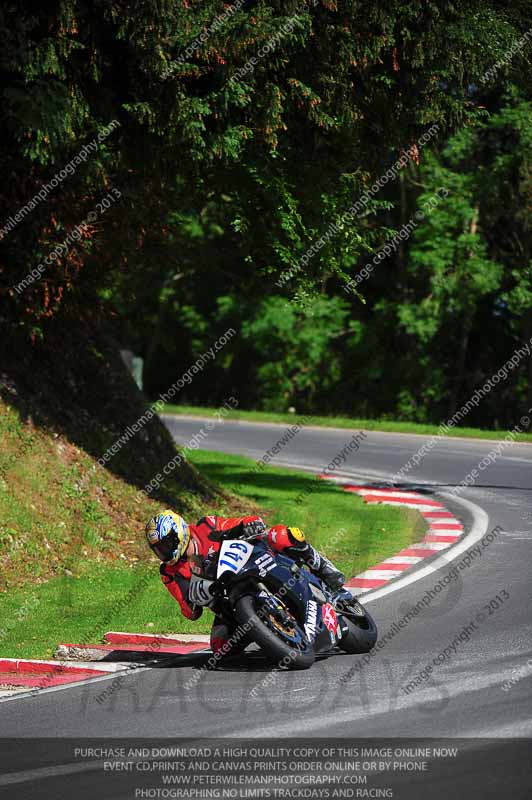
[234,593,315,670]
[337,597,378,654]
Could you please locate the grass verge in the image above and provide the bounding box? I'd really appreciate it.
[162,403,532,443]
[0,399,216,590]
[0,447,424,660]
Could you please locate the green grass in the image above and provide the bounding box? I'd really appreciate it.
[162,403,532,443]
[0,562,209,660]
[0,448,423,660]
[0,400,164,588]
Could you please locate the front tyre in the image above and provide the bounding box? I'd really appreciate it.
[234,594,315,670]
[337,598,378,654]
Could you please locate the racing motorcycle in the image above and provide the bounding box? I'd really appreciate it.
[198,534,378,670]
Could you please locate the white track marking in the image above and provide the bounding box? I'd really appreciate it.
[354,569,405,579]
[407,542,450,550]
[381,556,423,565]
[348,489,428,500]
[364,501,444,512]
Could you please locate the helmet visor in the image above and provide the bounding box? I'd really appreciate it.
[150,530,180,562]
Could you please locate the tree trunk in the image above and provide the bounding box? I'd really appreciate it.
[447,207,479,419]
[447,310,474,419]
[524,309,532,424]
[142,272,183,392]
[398,171,407,298]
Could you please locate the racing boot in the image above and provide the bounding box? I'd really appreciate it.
[308,546,346,591]
[289,541,346,591]
[209,617,250,664]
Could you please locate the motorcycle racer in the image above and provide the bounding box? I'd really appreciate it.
[145,510,346,658]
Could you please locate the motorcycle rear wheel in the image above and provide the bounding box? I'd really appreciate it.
[234,594,315,670]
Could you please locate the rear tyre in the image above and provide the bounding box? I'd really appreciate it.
[337,598,378,654]
[234,594,315,670]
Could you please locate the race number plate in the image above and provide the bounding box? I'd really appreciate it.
[217,539,254,578]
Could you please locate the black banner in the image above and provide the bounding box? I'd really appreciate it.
[0,738,530,800]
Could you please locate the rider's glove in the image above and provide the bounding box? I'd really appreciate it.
[242,518,268,538]
[188,576,217,606]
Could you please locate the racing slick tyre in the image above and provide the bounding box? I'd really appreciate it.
[337,597,378,654]
[234,593,315,670]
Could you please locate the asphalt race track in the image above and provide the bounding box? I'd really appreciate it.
[1,415,531,798]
